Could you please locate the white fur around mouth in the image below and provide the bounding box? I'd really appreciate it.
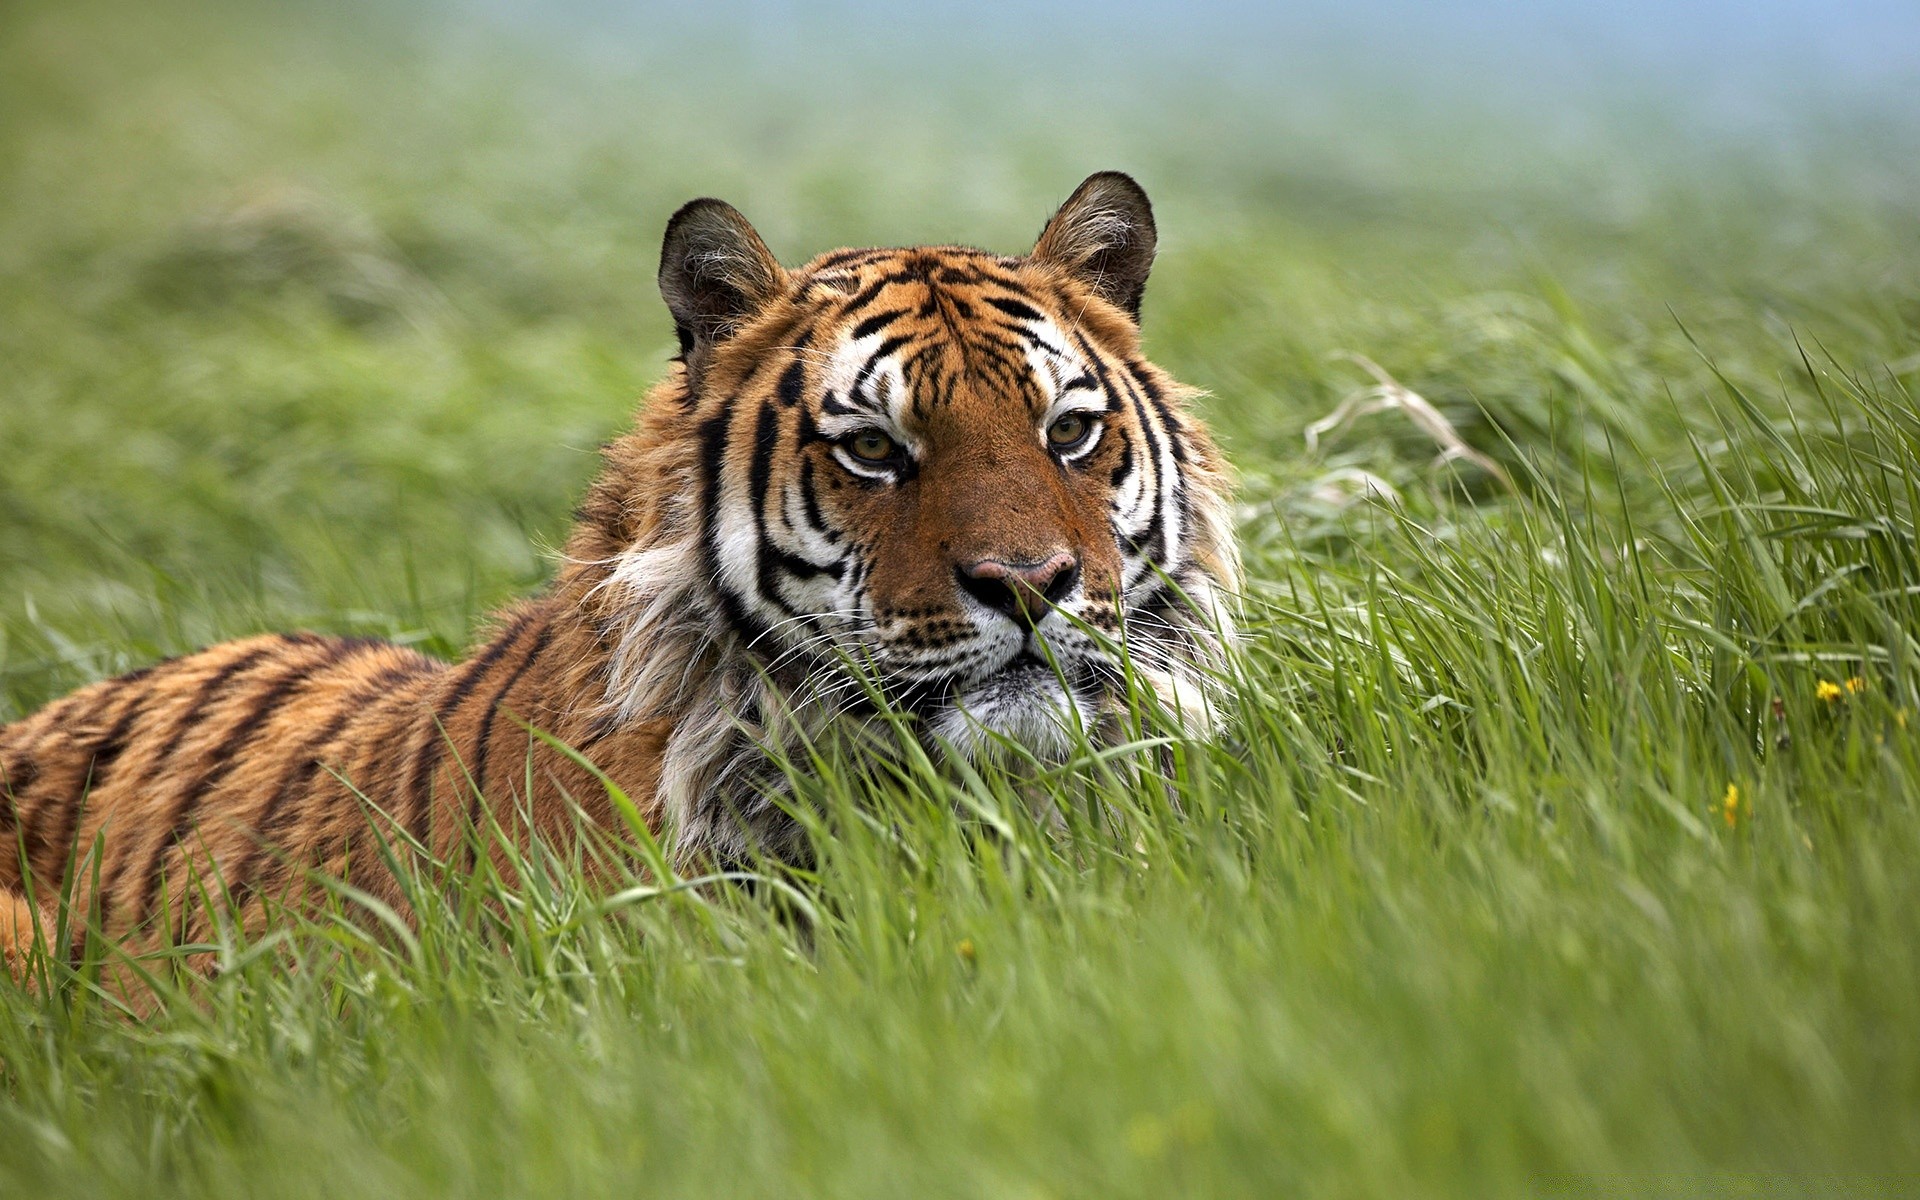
[928,658,1096,761]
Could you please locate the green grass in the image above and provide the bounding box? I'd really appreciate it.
[5,2,1920,1195]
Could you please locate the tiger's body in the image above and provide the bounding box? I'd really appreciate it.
[1,173,1236,972]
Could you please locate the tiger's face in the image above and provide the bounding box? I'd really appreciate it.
[639,173,1235,761]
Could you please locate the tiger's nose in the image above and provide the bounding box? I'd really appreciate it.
[956,552,1081,629]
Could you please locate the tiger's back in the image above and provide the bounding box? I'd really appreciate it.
[0,618,648,970]
[1,635,429,960]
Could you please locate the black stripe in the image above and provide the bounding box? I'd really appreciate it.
[850,309,909,341]
[403,612,537,849]
[924,292,974,320]
[0,755,36,801]
[771,546,845,583]
[797,457,839,544]
[462,621,553,871]
[794,404,823,447]
[162,662,330,943]
[325,635,400,657]
[466,618,544,806]
[1129,505,1166,567]
[974,259,1027,283]
[83,697,146,780]
[838,276,891,315]
[985,295,1043,322]
[142,650,326,931]
[933,260,990,285]
[22,650,196,890]
[1,754,38,857]
[698,402,775,649]
[401,725,443,854]
[1132,367,1190,464]
[904,348,957,416]
[966,328,1034,360]
[1074,331,1166,562]
[696,404,734,479]
[225,659,431,912]
[776,359,806,408]
[851,334,913,399]
[1014,326,1073,361]
[1109,439,1136,489]
[749,405,805,616]
[812,248,880,270]
[22,687,149,894]
[1114,369,1182,563]
[54,705,128,966]
[170,651,335,809]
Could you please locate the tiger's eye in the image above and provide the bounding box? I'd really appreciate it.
[846,429,898,462]
[1047,413,1092,449]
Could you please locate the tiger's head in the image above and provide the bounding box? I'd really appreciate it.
[575,173,1236,853]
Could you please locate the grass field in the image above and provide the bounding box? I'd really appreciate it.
[5,1,1920,1195]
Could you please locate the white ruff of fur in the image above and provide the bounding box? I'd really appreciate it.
[1149,475,1241,737]
[1134,581,1236,740]
[591,539,804,866]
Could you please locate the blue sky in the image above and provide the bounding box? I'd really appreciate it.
[462,0,1919,109]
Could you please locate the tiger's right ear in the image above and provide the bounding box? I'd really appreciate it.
[1031,171,1157,321]
[658,198,788,360]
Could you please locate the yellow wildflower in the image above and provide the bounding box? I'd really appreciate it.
[956,938,977,963]
[1721,782,1743,828]
[1845,676,1867,694]
[1815,680,1844,702]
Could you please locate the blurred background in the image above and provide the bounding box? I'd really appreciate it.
[2,0,1917,713]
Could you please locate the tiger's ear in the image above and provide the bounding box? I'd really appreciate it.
[1030,171,1158,320]
[659,198,789,358]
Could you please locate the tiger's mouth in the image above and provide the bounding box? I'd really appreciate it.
[907,649,1111,760]
[967,651,1071,702]
[877,646,1102,707]
[807,624,1120,760]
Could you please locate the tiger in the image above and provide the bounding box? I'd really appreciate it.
[0,171,1238,974]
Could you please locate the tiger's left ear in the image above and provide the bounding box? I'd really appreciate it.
[1030,171,1158,320]
[659,198,789,360]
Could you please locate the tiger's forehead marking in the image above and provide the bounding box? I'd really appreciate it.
[808,270,1098,429]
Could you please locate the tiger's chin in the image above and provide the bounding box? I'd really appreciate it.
[925,657,1103,764]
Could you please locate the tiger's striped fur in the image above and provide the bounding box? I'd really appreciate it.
[0,172,1237,973]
